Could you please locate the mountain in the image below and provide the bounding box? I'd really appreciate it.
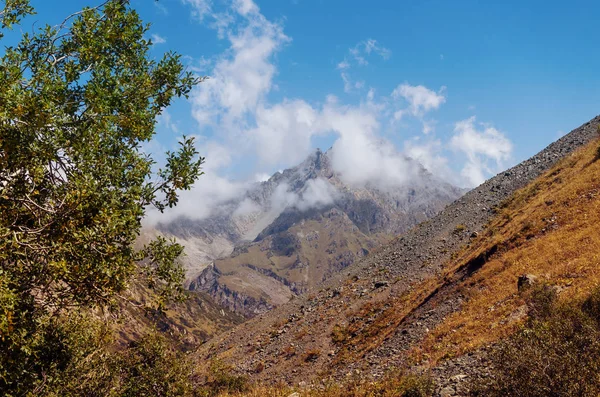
[155,148,464,317]
[194,115,600,394]
[114,284,244,350]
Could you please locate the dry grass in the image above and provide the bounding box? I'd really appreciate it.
[208,372,434,397]
[199,137,600,395]
[331,137,600,367]
[419,138,600,361]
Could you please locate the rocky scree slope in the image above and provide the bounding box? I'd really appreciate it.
[196,116,600,393]
[186,149,464,317]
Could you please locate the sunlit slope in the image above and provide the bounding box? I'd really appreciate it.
[418,135,600,360]
[194,118,600,390]
[335,135,600,369]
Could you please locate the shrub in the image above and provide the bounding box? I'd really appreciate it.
[324,372,435,397]
[113,333,196,397]
[453,224,467,235]
[331,324,350,344]
[202,360,248,396]
[395,374,436,397]
[471,286,600,397]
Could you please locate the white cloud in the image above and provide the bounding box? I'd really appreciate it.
[254,172,271,182]
[392,84,446,121]
[337,39,390,93]
[404,138,455,184]
[154,2,169,15]
[159,0,513,226]
[450,116,513,187]
[145,140,250,225]
[319,98,419,190]
[337,60,350,70]
[339,71,365,94]
[339,71,351,93]
[233,197,261,217]
[181,0,212,21]
[157,109,178,133]
[249,99,319,166]
[421,119,436,135]
[391,84,446,134]
[234,0,259,15]
[269,178,338,213]
[299,178,338,210]
[189,1,289,126]
[151,33,167,44]
[349,39,391,65]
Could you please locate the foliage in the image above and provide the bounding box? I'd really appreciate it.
[33,323,196,397]
[472,286,600,397]
[202,371,434,397]
[0,0,203,393]
[0,0,33,37]
[200,360,249,397]
[109,333,196,397]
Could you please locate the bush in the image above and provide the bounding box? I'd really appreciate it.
[113,334,196,397]
[471,286,600,397]
[453,224,467,235]
[201,360,249,397]
[336,372,434,397]
[395,375,436,397]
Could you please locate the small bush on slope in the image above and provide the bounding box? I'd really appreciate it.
[471,286,600,397]
[209,372,434,397]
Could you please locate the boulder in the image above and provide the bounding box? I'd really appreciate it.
[518,274,538,291]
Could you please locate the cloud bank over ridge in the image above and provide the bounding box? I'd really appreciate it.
[147,0,514,223]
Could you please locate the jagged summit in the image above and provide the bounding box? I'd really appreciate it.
[179,149,464,316]
[196,115,600,393]
[143,147,465,316]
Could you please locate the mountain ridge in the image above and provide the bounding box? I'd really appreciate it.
[177,148,464,316]
[195,115,600,393]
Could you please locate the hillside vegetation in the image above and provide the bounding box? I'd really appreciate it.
[195,129,600,396]
[418,133,600,361]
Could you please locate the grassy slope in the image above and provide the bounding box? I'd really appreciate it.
[115,284,244,350]
[213,210,389,302]
[203,137,600,396]
[336,136,600,366]
[418,136,600,361]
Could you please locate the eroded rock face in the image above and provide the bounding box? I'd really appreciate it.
[193,115,600,389]
[181,150,465,317]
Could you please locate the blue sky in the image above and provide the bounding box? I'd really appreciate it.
[8,0,600,218]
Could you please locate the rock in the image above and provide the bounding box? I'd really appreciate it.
[298,381,307,388]
[451,374,468,382]
[287,393,300,397]
[373,281,389,289]
[518,274,538,291]
[440,385,456,397]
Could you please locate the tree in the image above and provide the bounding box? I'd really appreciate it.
[0,0,204,393]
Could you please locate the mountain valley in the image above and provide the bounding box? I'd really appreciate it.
[192,116,600,396]
[153,149,465,317]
